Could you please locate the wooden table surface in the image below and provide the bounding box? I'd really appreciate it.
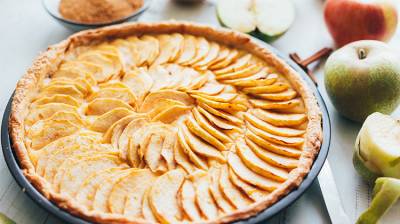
[1,0,399,223]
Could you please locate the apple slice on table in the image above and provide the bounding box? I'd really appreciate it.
[356,177,400,224]
[217,0,295,42]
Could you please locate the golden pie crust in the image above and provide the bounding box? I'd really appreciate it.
[10,22,322,224]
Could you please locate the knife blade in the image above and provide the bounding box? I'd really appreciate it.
[318,160,351,224]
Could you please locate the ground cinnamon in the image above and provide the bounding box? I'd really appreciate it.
[59,0,144,24]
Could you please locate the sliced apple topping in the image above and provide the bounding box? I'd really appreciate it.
[228,167,269,201]
[246,121,304,147]
[216,63,262,81]
[92,169,132,212]
[251,108,307,127]
[86,98,134,115]
[75,167,126,210]
[179,180,203,221]
[236,139,288,182]
[108,169,157,216]
[89,108,133,132]
[153,34,184,65]
[149,169,185,223]
[246,129,301,158]
[192,108,232,143]
[213,54,252,75]
[181,123,225,163]
[140,89,194,112]
[177,125,208,170]
[219,165,252,208]
[88,87,137,107]
[185,115,226,151]
[141,188,158,222]
[198,102,243,125]
[122,68,154,104]
[227,152,280,191]
[208,167,234,213]
[193,174,219,220]
[118,117,149,162]
[59,155,123,197]
[245,137,298,169]
[244,112,305,137]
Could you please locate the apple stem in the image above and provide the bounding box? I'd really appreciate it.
[358,48,367,60]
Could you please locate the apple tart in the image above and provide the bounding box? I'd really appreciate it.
[10,22,322,223]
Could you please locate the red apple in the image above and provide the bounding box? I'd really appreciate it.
[324,0,398,47]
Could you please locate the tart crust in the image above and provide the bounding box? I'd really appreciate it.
[9,21,322,224]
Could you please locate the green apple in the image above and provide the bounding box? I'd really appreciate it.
[353,112,400,183]
[357,177,400,224]
[216,0,295,42]
[324,40,400,122]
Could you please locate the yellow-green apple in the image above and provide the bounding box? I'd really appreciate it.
[324,40,400,122]
[324,0,398,47]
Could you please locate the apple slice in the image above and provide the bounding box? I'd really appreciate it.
[228,152,279,191]
[228,167,269,202]
[251,108,307,127]
[193,175,219,220]
[246,121,304,147]
[244,112,305,137]
[192,108,232,143]
[75,167,126,210]
[59,155,123,197]
[92,169,132,212]
[219,165,252,209]
[141,188,158,222]
[179,180,203,221]
[89,108,133,132]
[357,177,400,224]
[86,98,134,116]
[217,0,295,42]
[245,129,301,158]
[149,169,185,223]
[236,140,288,182]
[208,167,235,213]
[245,137,298,169]
[181,123,225,163]
[174,138,197,174]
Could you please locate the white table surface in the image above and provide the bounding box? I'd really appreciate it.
[1,0,400,223]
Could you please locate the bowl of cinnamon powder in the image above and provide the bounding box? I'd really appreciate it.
[43,0,151,31]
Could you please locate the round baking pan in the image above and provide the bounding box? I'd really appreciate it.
[2,40,331,224]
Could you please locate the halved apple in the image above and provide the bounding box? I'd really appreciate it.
[353,112,400,182]
[217,0,295,42]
